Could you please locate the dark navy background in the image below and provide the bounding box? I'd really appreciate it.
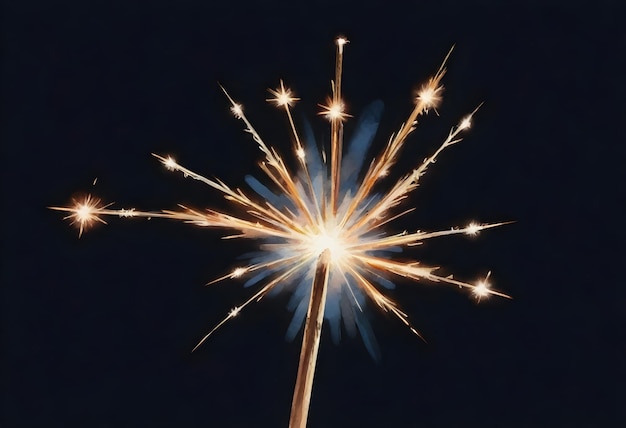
[2,1,623,427]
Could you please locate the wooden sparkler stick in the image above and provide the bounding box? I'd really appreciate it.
[288,249,331,428]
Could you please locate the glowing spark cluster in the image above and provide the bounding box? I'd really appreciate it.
[58,194,110,237]
[51,38,510,358]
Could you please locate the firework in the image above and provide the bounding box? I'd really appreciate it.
[51,37,510,428]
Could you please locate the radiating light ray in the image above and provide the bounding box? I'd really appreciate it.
[192,255,313,353]
[52,39,511,427]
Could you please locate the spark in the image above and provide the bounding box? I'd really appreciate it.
[466,222,482,236]
[52,37,512,427]
[267,80,300,107]
[50,194,110,237]
[459,115,473,130]
[231,267,247,278]
[473,271,493,302]
[416,83,443,111]
[163,155,178,170]
[318,99,350,122]
[230,103,243,119]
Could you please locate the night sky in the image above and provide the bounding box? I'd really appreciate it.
[2,2,623,427]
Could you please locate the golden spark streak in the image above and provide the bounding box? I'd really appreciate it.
[330,37,347,216]
[268,81,322,225]
[52,38,511,428]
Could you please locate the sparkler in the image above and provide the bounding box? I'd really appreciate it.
[51,37,511,427]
